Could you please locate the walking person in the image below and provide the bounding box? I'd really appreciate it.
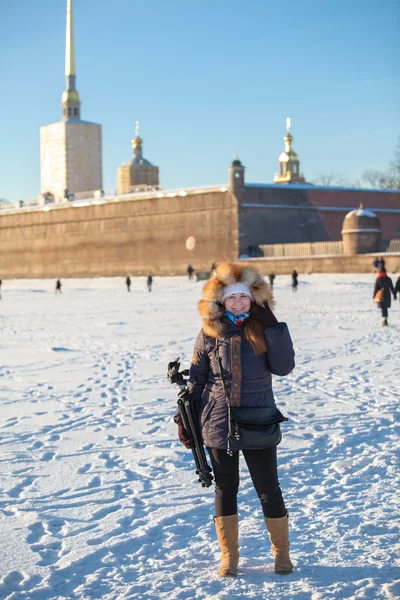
[377,257,386,272]
[372,258,380,272]
[175,262,295,577]
[147,274,153,292]
[373,268,396,326]
[126,276,131,292]
[187,265,195,280]
[268,273,276,289]
[55,279,62,294]
[291,270,298,292]
[0,279,2,300]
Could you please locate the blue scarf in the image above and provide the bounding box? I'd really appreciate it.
[224,311,250,326]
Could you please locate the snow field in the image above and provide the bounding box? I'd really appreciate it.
[0,274,399,599]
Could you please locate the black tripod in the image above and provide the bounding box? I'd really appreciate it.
[168,358,213,488]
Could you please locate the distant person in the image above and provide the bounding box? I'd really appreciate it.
[372,258,380,272]
[373,268,396,326]
[126,276,131,292]
[395,276,400,303]
[377,257,386,271]
[0,279,2,300]
[187,265,195,280]
[147,274,153,292]
[55,279,62,294]
[291,270,298,292]
[268,273,276,289]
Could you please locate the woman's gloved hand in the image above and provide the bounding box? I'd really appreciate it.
[250,302,278,327]
[178,423,194,449]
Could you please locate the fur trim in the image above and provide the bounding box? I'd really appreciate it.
[199,262,274,338]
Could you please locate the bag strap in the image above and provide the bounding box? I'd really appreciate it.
[214,340,229,404]
[215,340,235,456]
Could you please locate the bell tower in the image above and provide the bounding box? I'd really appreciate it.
[228,156,245,191]
[40,0,102,201]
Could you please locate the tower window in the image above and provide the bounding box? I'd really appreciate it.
[235,172,241,179]
[74,108,78,116]
[68,107,72,116]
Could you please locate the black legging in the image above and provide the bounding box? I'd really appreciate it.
[208,447,286,518]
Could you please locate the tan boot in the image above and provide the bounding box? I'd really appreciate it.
[214,514,239,577]
[265,514,293,574]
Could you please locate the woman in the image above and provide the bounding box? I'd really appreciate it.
[176,263,295,577]
[373,268,396,326]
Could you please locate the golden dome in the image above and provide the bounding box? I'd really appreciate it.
[61,89,80,104]
[132,136,143,148]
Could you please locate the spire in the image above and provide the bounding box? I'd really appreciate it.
[65,0,75,77]
[284,117,293,152]
[131,120,144,159]
[274,117,305,184]
[61,0,80,120]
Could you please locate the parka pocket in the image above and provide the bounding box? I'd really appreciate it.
[201,396,216,426]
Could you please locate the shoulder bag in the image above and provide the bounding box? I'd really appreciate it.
[215,338,288,454]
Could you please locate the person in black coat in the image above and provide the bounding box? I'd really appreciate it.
[55,279,62,294]
[187,265,195,280]
[268,273,276,289]
[395,276,400,302]
[126,276,131,292]
[175,262,295,577]
[291,270,298,292]
[373,268,396,326]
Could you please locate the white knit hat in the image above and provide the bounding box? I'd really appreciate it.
[222,282,253,301]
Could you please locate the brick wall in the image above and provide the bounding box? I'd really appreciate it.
[0,190,238,278]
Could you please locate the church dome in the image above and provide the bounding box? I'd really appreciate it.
[128,156,153,167]
[279,150,299,162]
[132,136,143,148]
[61,89,80,104]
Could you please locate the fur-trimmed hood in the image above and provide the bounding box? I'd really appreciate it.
[199,262,274,338]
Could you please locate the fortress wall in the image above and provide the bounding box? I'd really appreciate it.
[237,187,400,253]
[0,191,238,278]
[247,253,400,275]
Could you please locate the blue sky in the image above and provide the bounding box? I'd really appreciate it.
[0,0,399,201]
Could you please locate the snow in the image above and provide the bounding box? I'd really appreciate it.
[0,274,399,600]
[344,208,378,219]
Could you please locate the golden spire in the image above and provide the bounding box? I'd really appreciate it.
[61,0,80,120]
[284,117,293,152]
[274,117,305,184]
[65,0,75,76]
[132,120,143,149]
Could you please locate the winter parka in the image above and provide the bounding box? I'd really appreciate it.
[373,273,396,308]
[186,263,295,450]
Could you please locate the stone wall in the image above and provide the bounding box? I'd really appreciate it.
[246,253,400,275]
[0,190,238,278]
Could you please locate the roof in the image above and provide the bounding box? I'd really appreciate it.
[344,208,378,219]
[127,156,154,167]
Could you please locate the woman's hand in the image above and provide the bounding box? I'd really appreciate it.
[250,302,278,327]
[178,423,194,448]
